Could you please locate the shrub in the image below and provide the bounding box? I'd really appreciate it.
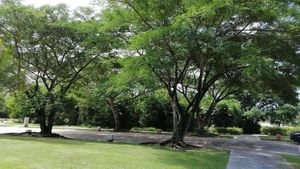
[5,92,35,120]
[130,127,159,132]
[241,107,265,134]
[240,119,261,134]
[287,126,300,133]
[211,99,243,128]
[210,127,243,135]
[136,95,173,131]
[260,126,294,136]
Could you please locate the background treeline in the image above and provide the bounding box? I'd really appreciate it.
[2,84,300,133]
[0,0,299,139]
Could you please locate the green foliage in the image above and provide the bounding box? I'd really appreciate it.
[54,97,79,125]
[136,91,173,131]
[269,104,299,126]
[0,39,14,88]
[104,0,300,139]
[4,92,34,119]
[211,99,242,127]
[239,107,265,134]
[74,89,115,127]
[130,127,160,132]
[0,0,299,137]
[0,91,7,118]
[79,106,115,127]
[261,126,290,136]
[210,127,243,135]
[243,107,267,122]
[0,1,115,133]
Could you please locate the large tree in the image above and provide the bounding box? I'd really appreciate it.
[105,0,300,146]
[0,1,113,134]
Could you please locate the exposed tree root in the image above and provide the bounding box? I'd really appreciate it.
[139,139,202,149]
[140,141,160,145]
[38,132,67,138]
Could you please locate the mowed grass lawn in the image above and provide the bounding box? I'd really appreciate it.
[0,136,229,169]
[282,155,300,169]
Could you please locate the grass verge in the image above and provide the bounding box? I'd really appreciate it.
[0,135,229,169]
[281,155,300,169]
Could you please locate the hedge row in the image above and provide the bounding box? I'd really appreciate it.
[261,126,300,136]
[210,127,243,135]
[129,127,161,133]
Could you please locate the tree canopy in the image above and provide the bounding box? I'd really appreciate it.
[0,0,299,144]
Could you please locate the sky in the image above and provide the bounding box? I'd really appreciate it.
[22,0,95,9]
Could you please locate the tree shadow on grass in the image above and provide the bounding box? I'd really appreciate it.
[0,133,155,147]
[0,134,113,146]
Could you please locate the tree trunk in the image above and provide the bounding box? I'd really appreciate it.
[196,101,218,134]
[37,97,57,135]
[37,108,47,134]
[106,98,121,131]
[46,110,55,134]
[164,89,205,147]
[38,112,55,135]
[169,96,186,146]
[37,110,53,135]
[196,111,207,135]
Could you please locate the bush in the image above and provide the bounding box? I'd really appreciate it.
[241,107,265,134]
[240,119,261,134]
[260,126,294,136]
[79,106,115,128]
[130,127,160,132]
[211,100,243,128]
[290,126,300,133]
[5,92,36,120]
[210,127,243,135]
[136,95,173,131]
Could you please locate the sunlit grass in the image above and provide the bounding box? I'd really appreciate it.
[0,135,229,169]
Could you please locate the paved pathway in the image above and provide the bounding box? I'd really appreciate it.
[226,135,295,169]
[0,127,299,169]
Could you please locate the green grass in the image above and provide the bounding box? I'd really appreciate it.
[282,155,300,169]
[129,127,171,134]
[259,135,291,142]
[0,136,229,169]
